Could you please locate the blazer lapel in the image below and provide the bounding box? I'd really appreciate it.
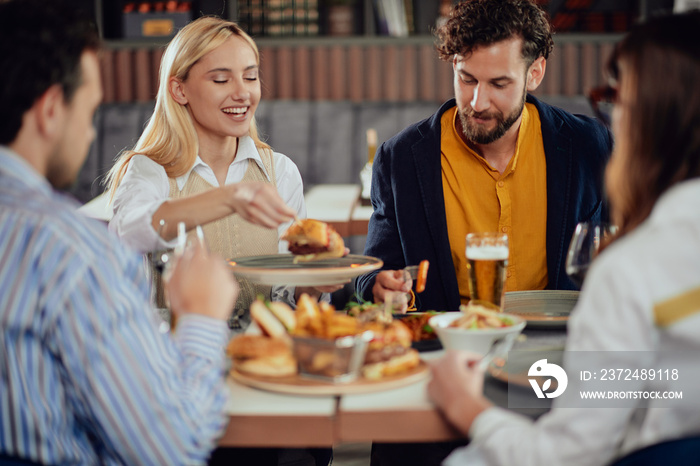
[410,102,461,309]
[532,96,572,290]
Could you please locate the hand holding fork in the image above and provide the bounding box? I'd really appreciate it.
[162,223,238,330]
[383,260,429,315]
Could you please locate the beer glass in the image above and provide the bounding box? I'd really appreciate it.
[465,232,509,310]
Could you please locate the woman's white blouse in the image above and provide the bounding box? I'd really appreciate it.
[445,179,700,466]
[109,135,306,253]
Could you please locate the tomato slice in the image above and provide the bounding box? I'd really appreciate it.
[416,260,429,293]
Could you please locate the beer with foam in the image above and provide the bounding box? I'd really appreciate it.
[466,233,509,310]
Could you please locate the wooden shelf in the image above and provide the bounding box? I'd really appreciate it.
[98,33,623,103]
[103,32,623,49]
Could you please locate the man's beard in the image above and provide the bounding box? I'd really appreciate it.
[47,147,81,190]
[458,87,527,145]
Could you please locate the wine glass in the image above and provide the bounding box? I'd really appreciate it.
[565,221,616,287]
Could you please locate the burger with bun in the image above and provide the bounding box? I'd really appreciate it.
[282,218,345,262]
[227,335,297,377]
[361,320,420,380]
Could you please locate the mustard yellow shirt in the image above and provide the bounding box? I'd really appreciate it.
[441,103,548,304]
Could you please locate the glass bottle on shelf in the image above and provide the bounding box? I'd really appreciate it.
[360,128,377,206]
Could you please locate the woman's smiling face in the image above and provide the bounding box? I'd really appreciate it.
[170,35,260,144]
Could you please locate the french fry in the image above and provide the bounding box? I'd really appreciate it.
[319,301,335,318]
[325,314,360,338]
[295,293,323,336]
[416,260,429,293]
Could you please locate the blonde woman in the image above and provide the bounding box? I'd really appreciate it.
[107,17,336,315]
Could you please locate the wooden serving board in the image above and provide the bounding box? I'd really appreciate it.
[230,361,429,396]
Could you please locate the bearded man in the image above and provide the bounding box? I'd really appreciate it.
[356,0,613,316]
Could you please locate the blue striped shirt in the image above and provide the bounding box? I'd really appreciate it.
[0,147,231,465]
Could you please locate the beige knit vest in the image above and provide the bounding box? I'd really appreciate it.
[168,147,279,313]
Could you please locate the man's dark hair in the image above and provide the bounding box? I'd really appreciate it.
[436,0,554,65]
[0,0,100,144]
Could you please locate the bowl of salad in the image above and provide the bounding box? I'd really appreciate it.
[429,304,525,354]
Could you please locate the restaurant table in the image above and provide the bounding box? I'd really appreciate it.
[219,380,337,447]
[482,328,566,420]
[219,326,567,448]
[77,191,113,222]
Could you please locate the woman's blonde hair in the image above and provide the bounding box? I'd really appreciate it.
[105,16,269,198]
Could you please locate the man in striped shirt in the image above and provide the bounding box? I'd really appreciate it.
[0,1,241,464]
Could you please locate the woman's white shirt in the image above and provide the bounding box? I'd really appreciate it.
[445,179,700,466]
[109,135,306,253]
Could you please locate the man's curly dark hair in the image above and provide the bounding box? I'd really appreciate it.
[436,0,554,66]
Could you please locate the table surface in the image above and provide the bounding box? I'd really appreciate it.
[78,191,113,222]
[220,327,566,447]
[305,184,372,237]
[83,184,556,447]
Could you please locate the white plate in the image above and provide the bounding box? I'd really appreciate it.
[503,290,580,329]
[227,254,382,286]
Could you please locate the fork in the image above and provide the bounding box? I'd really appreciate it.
[384,265,421,315]
[174,221,187,257]
[402,265,420,282]
[477,334,518,371]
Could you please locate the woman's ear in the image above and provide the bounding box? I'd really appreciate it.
[169,77,188,105]
[526,57,546,92]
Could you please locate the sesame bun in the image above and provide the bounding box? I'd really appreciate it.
[365,320,413,350]
[227,335,297,377]
[362,349,420,380]
[282,219,345,262]
[361,320,419,380]
[282,219,329,247]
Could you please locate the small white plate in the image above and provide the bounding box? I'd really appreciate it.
[227,254,382,286]
[503,290,580,329]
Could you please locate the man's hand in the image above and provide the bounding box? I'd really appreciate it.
[372,270,412,303]
[227,181,296,228]
[165,244,239,321]
[427,350,493,436]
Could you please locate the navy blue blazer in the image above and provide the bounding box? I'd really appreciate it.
[356,95,613,312]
